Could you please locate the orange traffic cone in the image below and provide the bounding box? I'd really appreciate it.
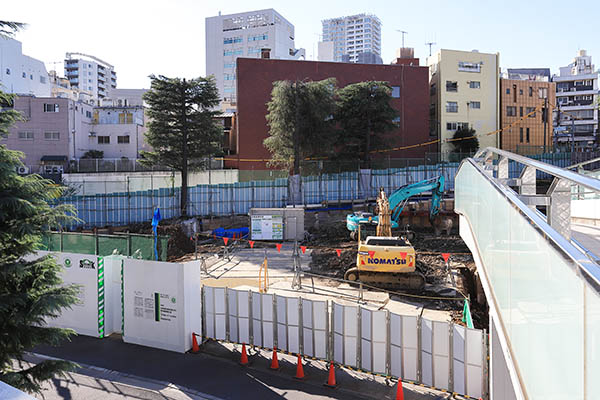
[395,379,404,400]
[270,347,280,370]
[324,361,336,388]
[191,333,199,353]
[240,343,249,366]
[294,354,305,380]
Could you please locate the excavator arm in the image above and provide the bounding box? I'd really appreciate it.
[389,176,445,222]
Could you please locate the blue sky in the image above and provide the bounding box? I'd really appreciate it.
[4,0,599,88]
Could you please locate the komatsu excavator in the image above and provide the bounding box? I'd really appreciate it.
[343,187,426,290]
[346,176,445,240]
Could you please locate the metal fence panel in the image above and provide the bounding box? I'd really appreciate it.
[214,287,226,340]
[466,328,484,399]
[453,324,466,394]
[421,318,433,386]
[204,286,215,339]
[302,299,328,359]
[433,320,450,390]
[237,290,251,344]
[261,293,274,348]
[403,315,419,381]
[360,307,388,375]
[251,292,262,346]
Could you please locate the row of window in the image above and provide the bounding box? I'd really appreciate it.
[458,62,481,73]
[445,101,480,112]
[506,106,537,117]
[446,81,480,92]
[224,34,268,44]
[447,122,469,131]
[97,135,130,144]
[223,49,243,56]
[506,86,548,99]
[5,68,45,83]
[18,131,60,140]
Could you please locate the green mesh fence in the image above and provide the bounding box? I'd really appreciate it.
[40,232,169,261]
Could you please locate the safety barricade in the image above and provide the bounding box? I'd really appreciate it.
[201,286,487,399]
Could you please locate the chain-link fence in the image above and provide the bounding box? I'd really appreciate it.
[40,231,169,261]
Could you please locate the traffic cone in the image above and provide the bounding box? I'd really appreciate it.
[240,343,249,366]
[270,347,280,370]
[191,333,199,353]
[324,361,336,388]
[395,379,404,400]
[294,354,305,380]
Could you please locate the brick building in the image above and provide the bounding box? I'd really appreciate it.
[232,57,431,170]
[500,69,555,153]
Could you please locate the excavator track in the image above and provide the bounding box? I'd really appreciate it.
[344,267,425,291]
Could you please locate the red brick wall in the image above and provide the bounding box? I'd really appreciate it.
[232,58,432,170]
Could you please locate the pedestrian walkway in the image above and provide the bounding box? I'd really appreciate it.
[572,223,600,259]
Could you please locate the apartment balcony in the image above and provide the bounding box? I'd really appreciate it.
[559,100,595,108]
[65,70,78,77]
[556,88,596,96]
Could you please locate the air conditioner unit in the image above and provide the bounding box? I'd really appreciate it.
[16,166,29,175]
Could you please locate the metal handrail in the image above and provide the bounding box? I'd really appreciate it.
[475,147,600,192]
[462,154,600,291]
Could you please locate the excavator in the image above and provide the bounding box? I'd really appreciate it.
[343,176,445,290]
[345,176,445,240]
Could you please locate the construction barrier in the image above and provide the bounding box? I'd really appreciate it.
[41,231,169,261]
[202,286,487,399]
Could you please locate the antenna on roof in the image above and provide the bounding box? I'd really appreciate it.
[425,42,436,57]
[396,30,408,48]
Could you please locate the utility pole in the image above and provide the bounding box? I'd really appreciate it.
[293,80,301,175]
[396,30,408,48]
[425,42,436,57]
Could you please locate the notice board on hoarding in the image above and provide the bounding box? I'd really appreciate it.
[122,259,201,353]
[37,251,107,337]
[251,215,283,240]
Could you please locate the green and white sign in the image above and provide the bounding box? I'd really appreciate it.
[251,215,284,240]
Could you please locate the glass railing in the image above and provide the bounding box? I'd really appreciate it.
[455,157,600,399]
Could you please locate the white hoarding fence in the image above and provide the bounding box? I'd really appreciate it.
[200,287,488,399]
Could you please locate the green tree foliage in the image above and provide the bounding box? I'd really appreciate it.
[0,21,26,38]
[335,81,398,167]
[0,90,79,394]
[140,75,223,216]
[264,78,337,173]
[81,150,103,159]
[451,127,479,154]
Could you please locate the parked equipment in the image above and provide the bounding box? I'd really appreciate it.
[344,187,425,290]
[346,176,445,239]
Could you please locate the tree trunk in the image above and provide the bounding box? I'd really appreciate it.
[293,80,301,175]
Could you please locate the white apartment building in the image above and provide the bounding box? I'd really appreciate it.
[320,14,381,63]
[553,50,599,150]
[64,52,116,102]
[0,37,51,96]
[205,9,305,104]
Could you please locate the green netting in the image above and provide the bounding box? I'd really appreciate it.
[41,232,169,261]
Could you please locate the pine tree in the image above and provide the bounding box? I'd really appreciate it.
[140,75,223,217]
[264,78,337,173]
[451,126,479,155]
[335,81,397,168]
[0,90,79,394]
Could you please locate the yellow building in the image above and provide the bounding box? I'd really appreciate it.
[428,49,500,156]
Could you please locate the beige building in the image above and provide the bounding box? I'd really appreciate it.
[428,49,500,155]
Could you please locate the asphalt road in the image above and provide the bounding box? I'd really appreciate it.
[32,335,451,400]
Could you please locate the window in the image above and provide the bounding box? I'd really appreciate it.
[513,84,517,102]
[446,101,458,113]
[457,122,469,130]
[526,128,530,143]
[248,34,268,42]
[118,112,133,124]
[44,131,60,140]
[446,81,458,92]
[29,74,33,80]
[223,36,242,44]
[529,87,533,97]
[86,110,92,118]
[526,107,536,117]
[519,107,523,117]
[519,128,523,143]
[447,122,457,131]
[224,73,236,80]
[43,103,59,112]
[506,106,517,116]
[5,68,10,75]
[18,131,33,140]
[223,49,243,56]
[538,88,548,99]
[224,62,236,68]
[117,135,130,144]
[469,101,481,109]
[22,72,26,78]
[391,86,400,98]
[98,136,110,144]
[506,88,510,95]
[469,81,480,89]
[40,75,46,84]
[519,89,523,95]
[458,61,481,72]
